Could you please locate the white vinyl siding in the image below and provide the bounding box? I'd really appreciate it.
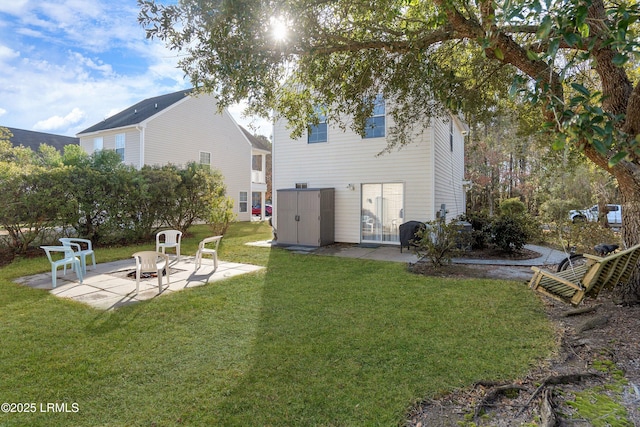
[433,116,466,220]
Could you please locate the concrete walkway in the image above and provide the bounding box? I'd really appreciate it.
[311,243,568,267]
[14,257,264,311]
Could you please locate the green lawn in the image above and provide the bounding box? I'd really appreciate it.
[0,222,555,426]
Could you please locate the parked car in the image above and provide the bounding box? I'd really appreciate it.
[569,204,622,226]
[252,204,272,216]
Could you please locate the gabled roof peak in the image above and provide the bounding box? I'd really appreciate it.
[78,88,194,135]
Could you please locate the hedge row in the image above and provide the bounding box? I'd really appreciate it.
[0,141,233,254]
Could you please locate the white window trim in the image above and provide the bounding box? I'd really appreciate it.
[239,191,248,213]
[200,151,211,168]
[115,133,125,161]
[363,95,386,139]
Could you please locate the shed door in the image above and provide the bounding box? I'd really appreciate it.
[297,191,320,246]
[361,183,404,243]
[277,191,298,245]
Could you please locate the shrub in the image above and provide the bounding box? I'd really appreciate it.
[564,222,621,255]
[460,212,492,249]
[499,197,527,216]
[490,214,530,253]
[0,166,76,253]
[413,219,463,267]
[206,188,236,236]
[160,163,227,234]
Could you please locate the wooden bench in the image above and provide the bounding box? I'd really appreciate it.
[529,243,640,306]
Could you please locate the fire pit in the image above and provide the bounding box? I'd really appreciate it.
[126,269,167,279]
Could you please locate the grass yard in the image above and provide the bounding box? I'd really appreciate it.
[0,222,555,426]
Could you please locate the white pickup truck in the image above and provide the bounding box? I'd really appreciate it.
[569,204,622,226]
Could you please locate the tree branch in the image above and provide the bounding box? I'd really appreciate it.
[300,26,457,55]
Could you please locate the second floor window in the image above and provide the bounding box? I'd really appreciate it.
[308,108,327,143]
[93,137,103,152]
[115,134,125,161]
[252,154,263,171]
[200,151,211,169]
[364,95,385,139]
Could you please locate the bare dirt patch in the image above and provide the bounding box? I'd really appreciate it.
[407,260,640,426]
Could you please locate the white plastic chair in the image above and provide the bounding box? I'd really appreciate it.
[156,230,182,260]
[194,236,222,271]
[132,251,170,294]
[41,245,83,288]
[60,238,96,275]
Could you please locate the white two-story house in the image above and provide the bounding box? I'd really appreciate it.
[77,89,271,221]
[273,98,467,245]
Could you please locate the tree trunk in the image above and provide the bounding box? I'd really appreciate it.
[582,145,640,305]
[613,166,640,305]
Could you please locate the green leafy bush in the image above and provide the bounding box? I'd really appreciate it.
[413,219,464,267]
[206,189,236,236]
[563,222,621,255]
[460,212,492,249]
[488,199,540,253]
[490,214,530,253]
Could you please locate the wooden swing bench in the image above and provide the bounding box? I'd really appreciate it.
[529,243,640,306]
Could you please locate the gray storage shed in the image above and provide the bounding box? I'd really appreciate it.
[276,188,335,246]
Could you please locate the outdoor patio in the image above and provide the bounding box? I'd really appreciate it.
[14,256,264,311]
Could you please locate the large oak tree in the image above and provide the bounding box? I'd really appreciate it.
[139,0,640,303]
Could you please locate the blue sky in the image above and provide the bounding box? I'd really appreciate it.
[0,0,271,137]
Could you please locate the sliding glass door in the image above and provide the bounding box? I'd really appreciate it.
[361,183,404,243]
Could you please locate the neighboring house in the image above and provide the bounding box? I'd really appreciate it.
[4,127,79,152]
[241,127,272,218]
[77,89,271,222]
[272,100,467,245]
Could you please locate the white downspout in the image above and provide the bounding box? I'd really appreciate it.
[136,124,146,169]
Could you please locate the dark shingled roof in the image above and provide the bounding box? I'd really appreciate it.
[77,88,194,135]
[241,127,272,152]
[4,127,79,153]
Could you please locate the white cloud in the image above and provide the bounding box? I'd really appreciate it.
[33,107,86,131]
[69,51,114,77]
[0,0,29,15]
[0,108,7,117]
[0,45,20,61]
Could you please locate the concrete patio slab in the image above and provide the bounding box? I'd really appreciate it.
[14,256,264,311]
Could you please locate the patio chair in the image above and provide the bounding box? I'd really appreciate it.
[156,230,182,260]
[529,243,640,306]
[132,251,170,294]
[59,238,96,275]
[41,245,83,288]
[194,236,223,271]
